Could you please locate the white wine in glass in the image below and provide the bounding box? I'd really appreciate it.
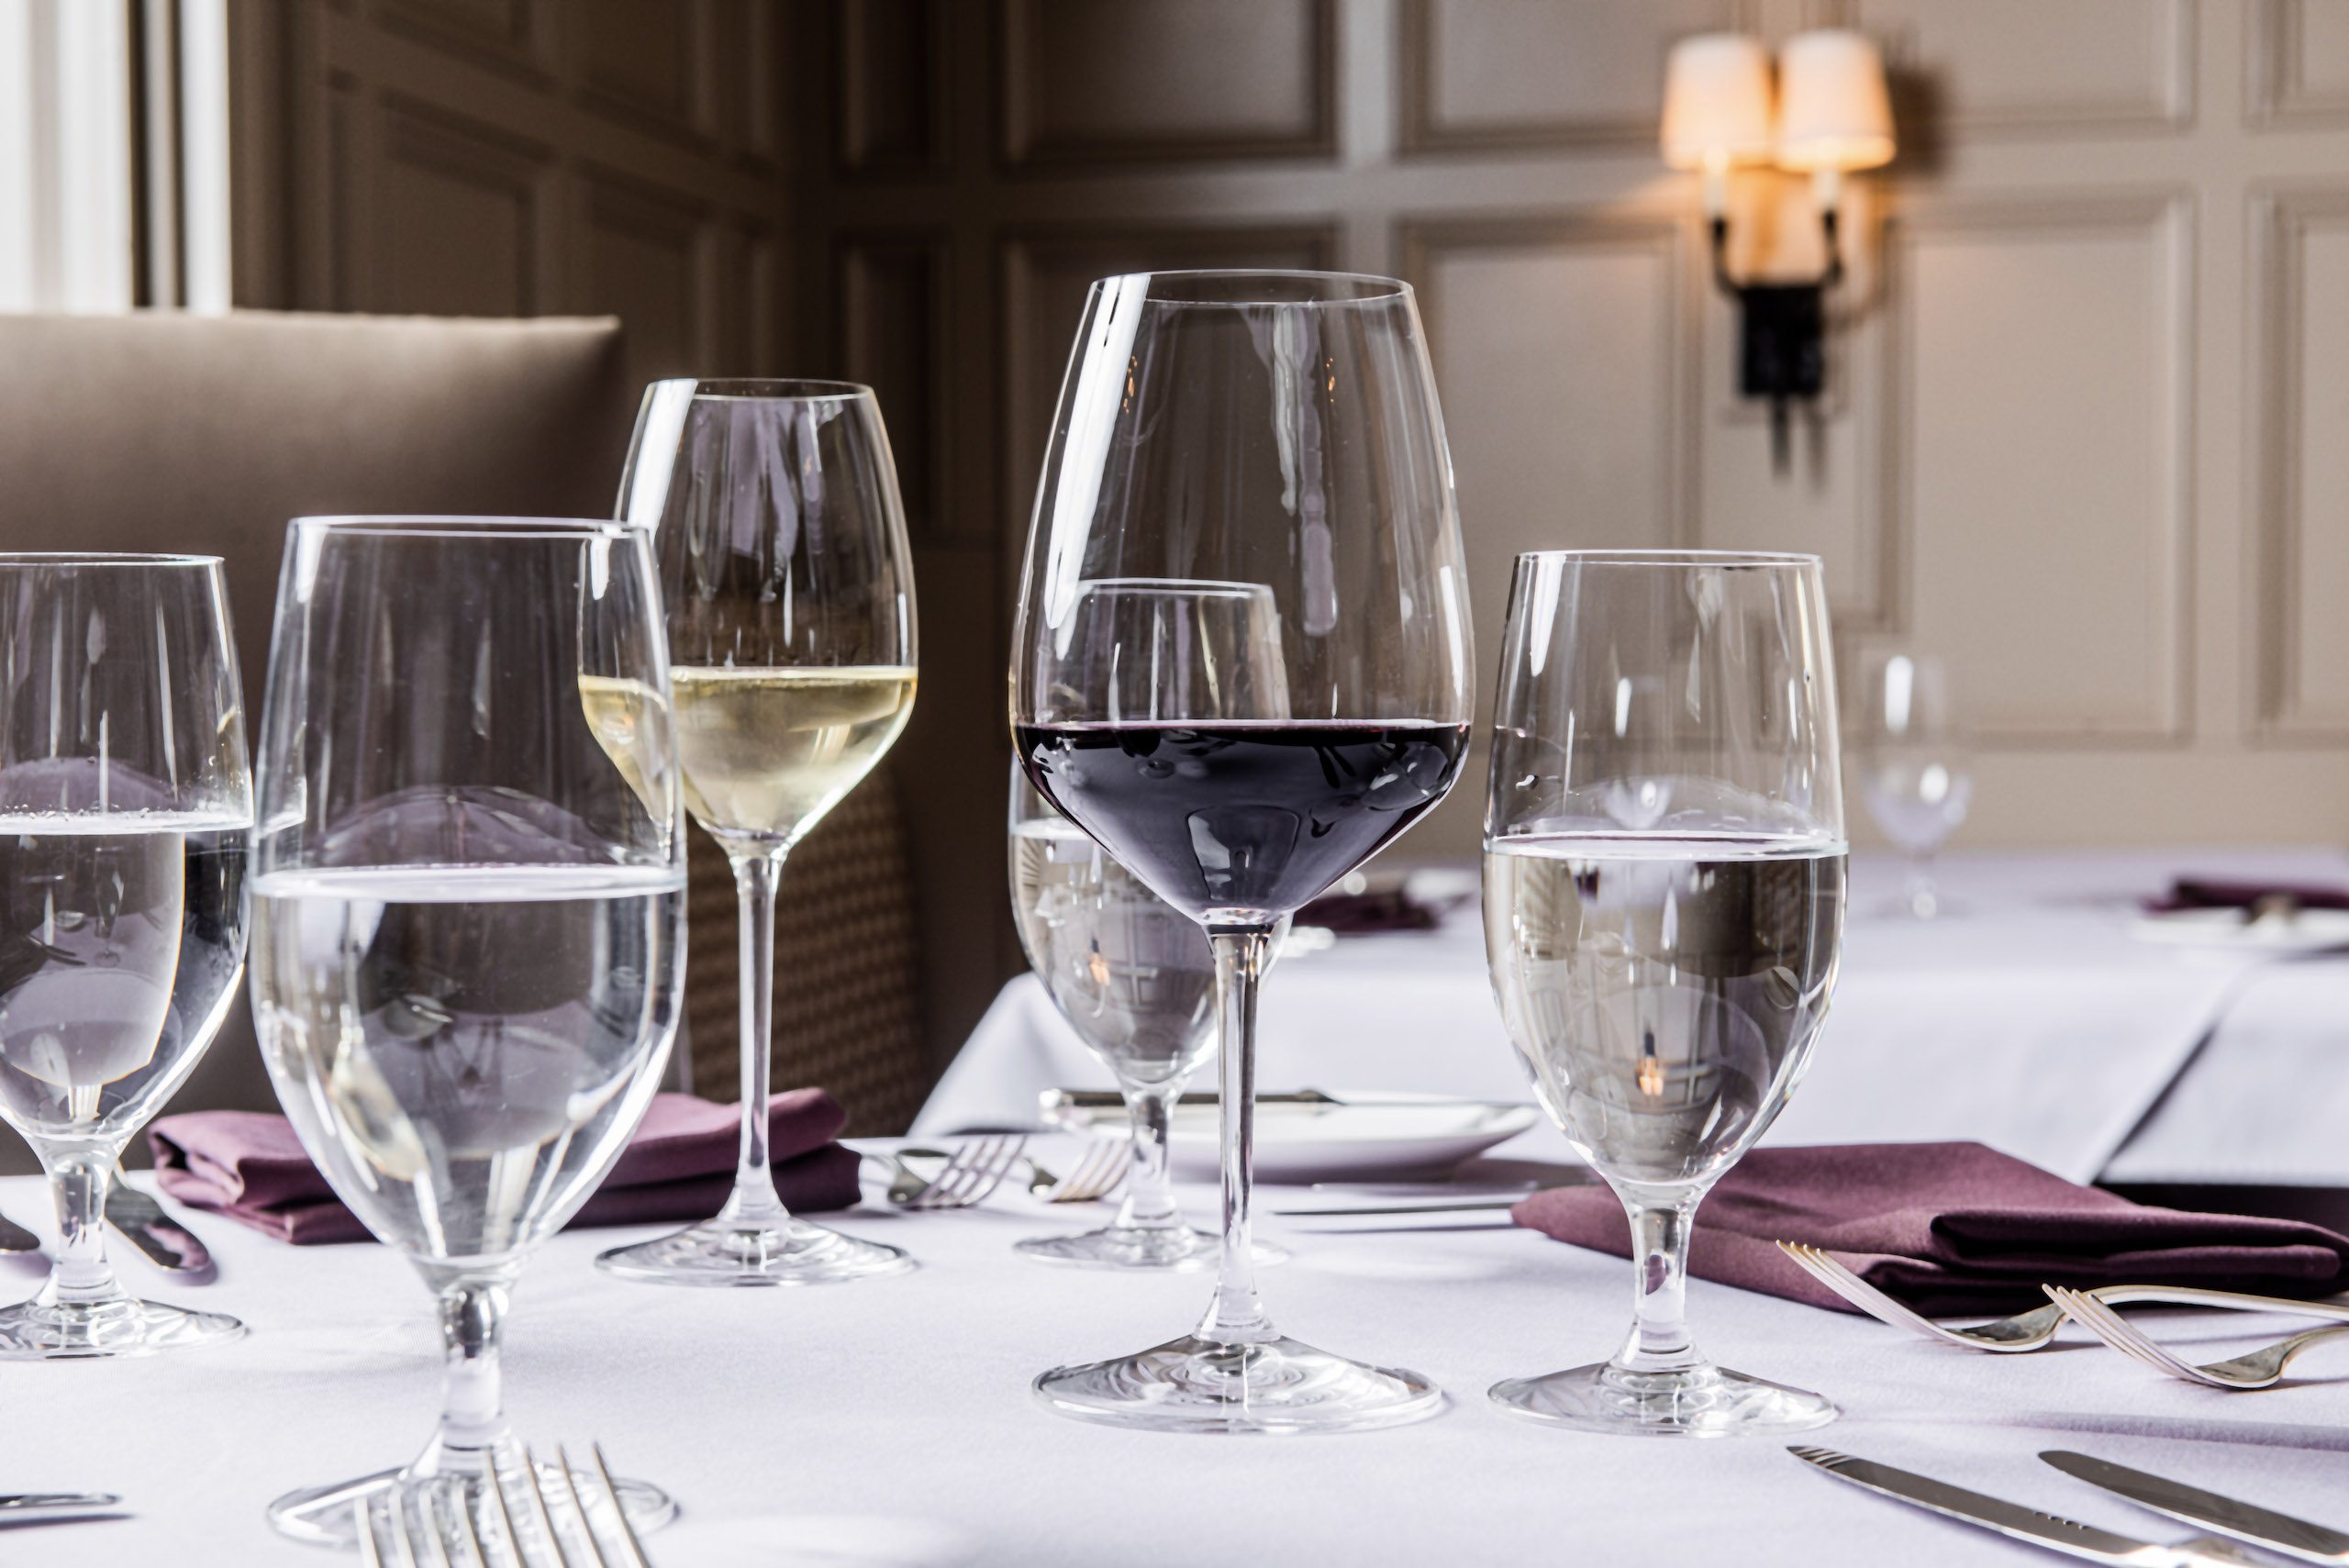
[597,379,919,1288]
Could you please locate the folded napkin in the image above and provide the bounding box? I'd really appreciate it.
[1513,1142,2349,1316]
[149,1089,862,1246]
[1295,886,1440,935]
[2151,876,2349,914]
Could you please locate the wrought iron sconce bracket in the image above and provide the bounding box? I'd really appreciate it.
[1710,206,1843,474]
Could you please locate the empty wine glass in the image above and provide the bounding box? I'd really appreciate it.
[1013,272,1474,1432]
[1008,698,1288,1270]
[597,379,918,1287]
[0,553,250,1360]
[1484,550,1845,1436]
[1855,652,1971,918]
[252,517,685,1546]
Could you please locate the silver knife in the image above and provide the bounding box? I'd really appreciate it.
[1273,1198,1525,1216]
[1789,1447,2266,1566]
[0,1492,123,1522]
[105,1171,211,1276]
[2043,1451,2349,1566]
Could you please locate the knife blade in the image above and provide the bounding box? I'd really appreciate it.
[1272,1198,1525,1216]
[2042,1451,2349,1565]
[1789,1447,2264,1566]
[105,1173,211,1276]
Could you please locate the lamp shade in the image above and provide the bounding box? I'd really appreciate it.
[1776,28,1895,171]
[1660,33,1775,169]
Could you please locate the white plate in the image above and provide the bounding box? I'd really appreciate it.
[1163,1093,1539,1184]
[2128,906,2349,951]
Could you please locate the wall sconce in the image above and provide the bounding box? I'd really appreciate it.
[1663,28,1895,472]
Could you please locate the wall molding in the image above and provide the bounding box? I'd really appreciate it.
[2246,0,2349,128]
[1396,0,1695,155]
[1881,189,2196,748]
[1872,0,2195,139]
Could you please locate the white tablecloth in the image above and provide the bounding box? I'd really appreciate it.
[12,1161,2349,1566]
[918,848,2349,1186]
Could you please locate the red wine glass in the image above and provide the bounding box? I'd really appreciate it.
[1010,271,1475,1433]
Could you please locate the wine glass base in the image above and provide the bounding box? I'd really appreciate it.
[1489,1361,1836,1438]
[0,1296,245,1361]
[595,1217,912,1286]
[1034,1333,1442,1434]
[1013,1226,1289,1272]
[266,1461,674,1550]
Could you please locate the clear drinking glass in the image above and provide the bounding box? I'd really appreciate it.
[1012,272,1474,1432]
[597,379,917,1287]
[251,517,685,1545]
[1008,711,1289,1269]
[1855,652,1972,918]
[1483,550,1845,1436]
[0,553,250,1360]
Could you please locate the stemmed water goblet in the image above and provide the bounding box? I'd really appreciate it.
[1008,698,1288,1269]
[1855,652,1972,918]
[252,517,685,1544]
[597,379,918,1286]
[1483,549,1845,1435]
[0,553,250,1360]
[1012,271,1475,1432]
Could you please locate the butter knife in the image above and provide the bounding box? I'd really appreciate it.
[2043,1451,2349,1566]
[105,1172,211,1276]
[0,1492,123,1523]
[1790,1447,2265,1566]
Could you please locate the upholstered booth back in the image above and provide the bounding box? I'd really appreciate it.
[0,312,928,1173]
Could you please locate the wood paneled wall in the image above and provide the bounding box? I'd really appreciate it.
[230,0,2349,1072]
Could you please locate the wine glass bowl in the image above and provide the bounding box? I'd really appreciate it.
[1012,270,1472,1433]
[596,378,918,1288]
[250,517,685,1544]
[1484,550,1844,1438]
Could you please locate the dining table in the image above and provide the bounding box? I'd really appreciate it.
[9,846,2349,1564]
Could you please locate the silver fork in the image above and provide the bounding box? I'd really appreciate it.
[1776,1240,2349,1351]
[1027,1138,1129,1203]
[883,1136,1029,1209]
[2045,1284,2349,1390]
[353,1444,653,1568]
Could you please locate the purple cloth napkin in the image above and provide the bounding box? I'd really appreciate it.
[1513,1142,2349,1316]
[149,1089,862,1246]
[2150,877,2349,913]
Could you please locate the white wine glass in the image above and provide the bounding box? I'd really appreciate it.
[1012,272,1474,1433]
[252,517,685,1545]
[0,553,250,1360]
[597,379,918,1287]
[1855,652,1972,918]
[1484,550,1845,1436]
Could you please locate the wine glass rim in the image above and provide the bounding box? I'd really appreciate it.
[0,551,224,567]
[1077,575,1275,599]
[1517,549,1823,568]
[288,515,649,539]
[1113,268,1413,306]
[670,377,874,403]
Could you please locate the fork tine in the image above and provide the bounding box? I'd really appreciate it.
[359,1499,386,1568]
[552,1446,614,1568]
[486,1462,529,1568]
[518,1446,581,1568]
[386,1491,424,1568]
[588,1444,654,1568]
[2052,1286,2215,1385]
[1776,1240,1948,1342]
[445,1485,492,1568]
[409,1487,457,1568]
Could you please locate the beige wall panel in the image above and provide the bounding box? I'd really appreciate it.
[2254,191,2349,736]
[374,106,545,316]
[1404,222,1684,860]
[1855,0,2191,131]
[1402,0,1733,150]
[1000,0,1333,164]
[1898,198,2190,744]
[2250,0,2349,124]
[579,178,702,383]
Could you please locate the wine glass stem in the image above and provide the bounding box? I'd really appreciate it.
[40,1149,123,1307]
[723,847,791,1228]
[1197,928,1274,1346]
[427,1273,513,1469]
[1614,1196,1705,1374]
[1113,1080,1181,1232]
